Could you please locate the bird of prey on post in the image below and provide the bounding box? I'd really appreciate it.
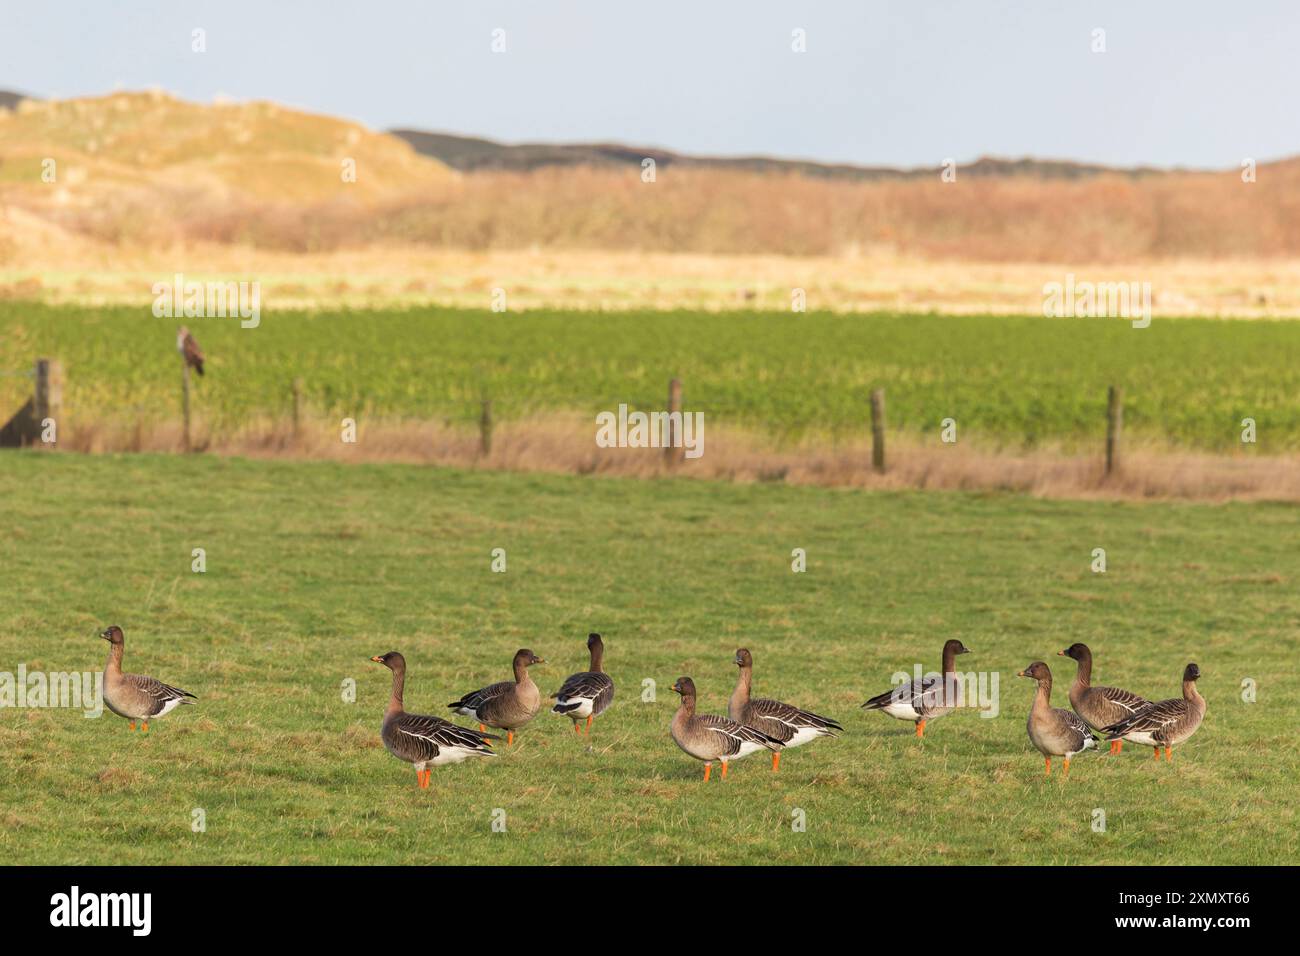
[177,326,205,376]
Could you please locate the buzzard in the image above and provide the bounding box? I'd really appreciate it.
[177,326,205,376]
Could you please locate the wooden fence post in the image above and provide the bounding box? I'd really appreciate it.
[292,377,304,440]
[1105,385,1123,476]
[33,358,62,446]
[666,377,683,464]
[870,388,886,474]
[480,400,493,456]
[181,363,192,452]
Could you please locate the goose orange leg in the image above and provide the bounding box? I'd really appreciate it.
[703,763,712,782]
[772,751,781,772]
[585,715,593,734]
[128,721,136,731]
[1114,740,1123,754]
[915,719,926,738]
[1152,746,1160,759]
[573,721,582,734]
[141,721,149,733]
[720,760,729,780]
[1044,757,1052,776]
[1164,746,1172,761]
[507,731,514,746]
[479,724,486,732]
[1063,757,1071,776]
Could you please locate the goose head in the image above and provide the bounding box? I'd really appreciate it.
[370,651,406,671]
[1017,661,1051,681]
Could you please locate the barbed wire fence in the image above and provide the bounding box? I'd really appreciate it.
[1,358,1128,477]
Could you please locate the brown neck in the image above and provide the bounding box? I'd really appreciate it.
[1183,679,1203,706]
[588,644,605,674]
[513,658,532,684]
[1072,651,1093,687]
[942,646,959,674]
[678,692,696,717]
[105,642,123,675]
[730,666,752,710]
[1033,676,1053,710]
[386,667,405,717]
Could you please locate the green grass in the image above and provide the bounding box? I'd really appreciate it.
[4,302,1300,450]
[1,452,1295,864]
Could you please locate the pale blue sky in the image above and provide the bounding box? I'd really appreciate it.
[3,0,1297,168]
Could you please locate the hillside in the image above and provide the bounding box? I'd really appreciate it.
[2,89,1300,264]
[0,91,451,206]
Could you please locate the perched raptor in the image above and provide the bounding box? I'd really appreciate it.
[177,326,205,376]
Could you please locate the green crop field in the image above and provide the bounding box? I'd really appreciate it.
[3,302,1300,450]
[1,452,1295,865]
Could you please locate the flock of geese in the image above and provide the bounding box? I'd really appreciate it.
[95,628,1206,785]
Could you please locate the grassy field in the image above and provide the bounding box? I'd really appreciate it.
[4,302,1300,451]
[1,452,1296,865]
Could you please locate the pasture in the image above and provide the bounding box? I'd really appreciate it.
[0,452,1295,865]
[3,302,1300,451]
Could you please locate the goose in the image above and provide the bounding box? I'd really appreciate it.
[447,648,544,746]
[860,639,971,737]
[550,633,615,735]
[1102,663,1206,761]
[370,652,498,788]
[99,626,195,732]
[669,677,783,780]
[1058,643,1150,754]
[1018,661,1096,776]
[728,648,842,771]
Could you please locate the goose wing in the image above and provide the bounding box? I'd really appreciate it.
[1096,685,1150,716]
[552,671,615,715]
[695,713,783,755]
[863,675,931,711]
[863,675,953,716]
[448,679,513,714]
[1058,707,1096,750]
[1104,698,1189,741]
[390,712,499,763]
[745,697,843,741]
[123,674,196,715]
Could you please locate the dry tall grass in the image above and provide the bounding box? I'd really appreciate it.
[48,413,1300,503]
[18,162,1300,262]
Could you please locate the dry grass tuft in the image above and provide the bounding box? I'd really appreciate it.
[50,413,1300,503]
